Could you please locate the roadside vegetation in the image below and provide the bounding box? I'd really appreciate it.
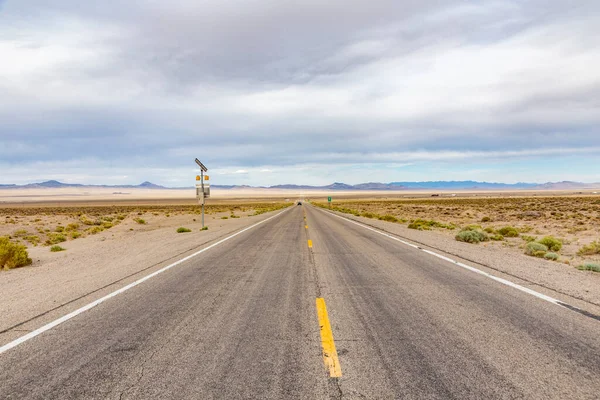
[0,201,292,271]
[313,196,600,272]
[0,236,32,269]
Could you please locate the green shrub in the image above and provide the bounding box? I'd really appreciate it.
[134,218,146,224]
[65,223,80,231]
[481,216,491,222]
[456,229,489,244]
[525,242,548,258]
[498,226,520,237]
[0,237,32,269]
[544,252,559,261]
[45,233,67,246]
[409,219,455,230]
[200,226,208,231]
[177,227,191,233]
[221,216,228,219]
[484,227,495,234]
[537,236,562,252]
[50,245,66,252]
[86,226,104,235]
[379,215,398,223]
[70,231,82,239]
[490,234,504,241]
[362,212,377,219]
[55,226,65,233]
[577,240,600,256]
[577,263,600,272]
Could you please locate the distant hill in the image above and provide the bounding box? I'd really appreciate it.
[0,180,168,190]
[1,180,599,191]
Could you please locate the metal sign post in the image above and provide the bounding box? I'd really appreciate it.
[195,158,209,229]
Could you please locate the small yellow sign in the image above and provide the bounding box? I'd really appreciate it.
[204,175,210,181]
[196,175,201,181]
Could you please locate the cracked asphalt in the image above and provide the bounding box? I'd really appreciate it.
[1,205,599,399]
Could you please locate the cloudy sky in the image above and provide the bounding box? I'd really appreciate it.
[1,1,599,186]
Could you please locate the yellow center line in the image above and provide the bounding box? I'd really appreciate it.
[308,240,313,248]
[316,298,342,378]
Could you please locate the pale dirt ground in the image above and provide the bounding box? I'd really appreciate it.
[0,204,290,346]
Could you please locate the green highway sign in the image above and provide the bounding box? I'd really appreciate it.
[328,196,332,202]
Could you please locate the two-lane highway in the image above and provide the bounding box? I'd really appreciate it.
[1,204,599,399]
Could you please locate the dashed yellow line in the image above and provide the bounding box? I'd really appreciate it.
[316,298,342,378]
[308,240,313,248]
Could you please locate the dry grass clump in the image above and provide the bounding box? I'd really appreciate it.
[0,237,32,270]
[408,219,455,230]
[497,226,520,238]
[578,241,600,256]
[176,227,191,233]
[50,245,66,252]
[525,242,549,258]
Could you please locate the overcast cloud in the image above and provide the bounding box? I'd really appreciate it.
[1,0,599,186]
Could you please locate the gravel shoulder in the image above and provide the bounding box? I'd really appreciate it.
[0,208,288,345]
[318,207,600,309]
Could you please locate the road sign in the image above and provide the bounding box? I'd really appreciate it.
[328,196,332,202]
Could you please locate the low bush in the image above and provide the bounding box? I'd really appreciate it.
[177,227,191,233]
[577,263,600,272]
[362,212,377,219]
[55,226,65,233]
[484,227,495,234]
[456,229,489,244]
[70,231,82,239]
[544,252,559,261]
[498,226,520,237]
[24,235,41,246]
[537,236,562,252]
[490,234,504,241]
[577,240,600,256]
[409,219,455,230]
[45,233,67,246]
[221,216,228,219]
[65,223,80,231]
[0,237,32,270]
[481,216,491,222]
[525,242,548,258]
[200,226,209,231]
[379,215,398,223]
[134,218,146,225]
[86,226,104,235]
[50,245,66,252]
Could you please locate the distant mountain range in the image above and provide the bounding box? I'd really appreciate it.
[1,180,600,191]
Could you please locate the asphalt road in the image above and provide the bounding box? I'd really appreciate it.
[1,205,599,399]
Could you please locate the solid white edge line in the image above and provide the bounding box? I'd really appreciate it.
[0,207,292,356]
[317,207,567,307]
